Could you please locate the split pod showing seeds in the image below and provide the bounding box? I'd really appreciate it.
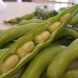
[1,4,78,48]
[60,13,72,22]
[48,21,61,33]
[0,22,46,48]
[35,31,50,44]
[48,4,78,24]
[0,23,50,78]
[16,41,35,58]
[0,4,78,78]
[21,42,66,78]
[1,55,19,74]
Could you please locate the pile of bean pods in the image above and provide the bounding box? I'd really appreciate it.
[0,4,78,78]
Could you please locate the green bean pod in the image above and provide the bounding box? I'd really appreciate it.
[63,68,78,78]
[0,4,77,78]
[21,42,65,78]
[70,13,78,25]
[48,4,78,24]
[0,48,9,68]
[18,19,43,26]
[0,22,45,47]
[0,22,50,78]
[1,4,78,48]
[56,28,78,39]
[40,63,78,78]
[47,39,78,78]
[41,68,78,78]
[4,12,35,24]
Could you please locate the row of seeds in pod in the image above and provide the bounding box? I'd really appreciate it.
[0,13,71,75]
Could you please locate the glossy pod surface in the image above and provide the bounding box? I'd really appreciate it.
[21,43,65,78]
[47,39,78,78]
[0,4,78,78]
[0,22,44,47]
[63,68,78,78]
[18,19,43,26]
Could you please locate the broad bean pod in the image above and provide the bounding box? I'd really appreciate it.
[70,13,78,25]
[21,42,65,78]
[18,19,43,26]
[56,28,78,39]
[4,12,35,24]
[47,39,78,78]
[0,4,78,78]
[63,67,78,78]
[0,22,45,47]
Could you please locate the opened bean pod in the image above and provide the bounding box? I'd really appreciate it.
[0,4,78,78]
[0,22,46,48]
[21,42,66,78]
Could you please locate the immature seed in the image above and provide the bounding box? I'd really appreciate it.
[1,55,19,73]
[60,13,71,22]
[35,31,50,44]
[48,21,61,33]
[16,41,35,58]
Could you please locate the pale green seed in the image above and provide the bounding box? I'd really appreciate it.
[48,21,61,33]
[1,55,19,73]
[60,13,71,22]
[16,41,35,58]
[35,31,50,44]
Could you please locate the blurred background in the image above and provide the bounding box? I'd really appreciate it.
[1,0,78,24]
[3,0,78,9]
[0,0,78,28]
[3,0,78,3]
